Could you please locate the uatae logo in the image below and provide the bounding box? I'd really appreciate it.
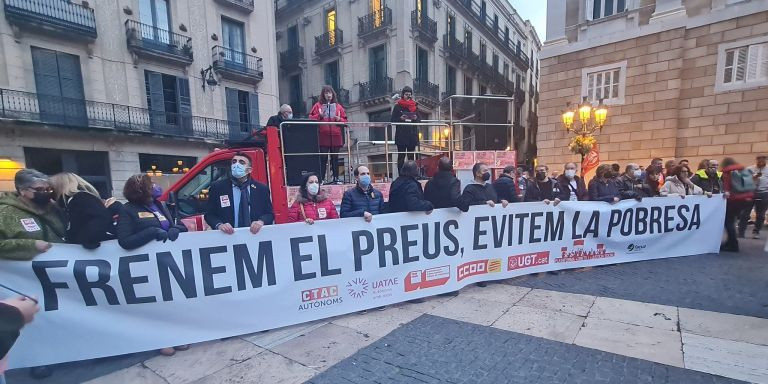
[626,243,647,253]
[346,278,369,299]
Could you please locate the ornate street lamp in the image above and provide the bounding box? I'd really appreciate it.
[562,97,609,170]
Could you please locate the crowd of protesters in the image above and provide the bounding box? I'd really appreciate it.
[0,151,766,380]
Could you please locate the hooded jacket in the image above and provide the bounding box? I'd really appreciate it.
[659,175,703,196]
[288,190,339,222]
[690,169,724,194]
[387,176,434,213]
[722,164,755,202]
[0,192,65,260]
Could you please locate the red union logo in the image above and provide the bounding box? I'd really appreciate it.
[457,259,502,281]
[508,252,550,271]
[404,266,450,292]
[301,286,338,302]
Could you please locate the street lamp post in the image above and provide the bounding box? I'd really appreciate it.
[562,96,608,167]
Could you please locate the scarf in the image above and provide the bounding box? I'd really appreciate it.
[397,98,417,112]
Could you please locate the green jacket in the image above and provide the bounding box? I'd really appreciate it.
[0,192,65,260]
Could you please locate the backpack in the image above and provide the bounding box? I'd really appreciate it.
[730,169,756,193]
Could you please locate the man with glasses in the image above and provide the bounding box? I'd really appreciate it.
[691,159,724,195]
[0,169,64,261]
[205,152,274,235]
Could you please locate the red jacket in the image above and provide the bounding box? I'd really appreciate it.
[722,164,754,202]
[309,102,348,148]
[288,191,339,222]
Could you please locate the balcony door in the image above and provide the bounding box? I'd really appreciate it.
[226,88,259,140]
[144,70,191,135]
[415,0,427,21]
[139,0,170,44]
[325,61,340,92]
[370,0,383,28]
[326,8,337,46]
[416,47,428,81]
[287,24,299,49]
[369,44,387,83]
[222,18,245,67]
[31,47,86,127]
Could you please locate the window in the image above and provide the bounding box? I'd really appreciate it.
[222,18,245,64]
[716,37,768,92]
[370,0,383,27]
[447,12,456,39]
[416,0,426,19]
[464,76,473,95]
[287,25,299,49]
[416,47,428,80]
[446,65,456,95]
[588,0,626,20]
[25,148,111,198]
[176,159,231,217]
[31,47,86,126]
[464,27,473,52]
[480,85,487,95]
[139,154,197,174]
[144,70,192,130]
[503,62,509,80]
[492,53,499,72]
[368,109,391,141]
[480,40,487,63]
[369,44,387,81]
[326,8,337,45]
[226,88,260,138]
[139,0,170,42]
[289,74,302,115]
[325,61,340,91]
[581,61,627,104]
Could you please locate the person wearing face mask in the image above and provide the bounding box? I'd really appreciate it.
[388,160,434,214]
[659,165,705,198]
[556,162,588,201]
[492,166,520,204]
[691,159,723,195]
[516,166,528,201]
[617,163,653,200]
[457,163,509,212]
[309,85,348,184]
[49,172,121,250]
[266,104,294,129]
[0,169,64,261]
[205,153,275,235]
[524,165,562,205]
[288,173,339,224]
[392,86,421,172]
[589,164,622,203]
[340,165,385,222]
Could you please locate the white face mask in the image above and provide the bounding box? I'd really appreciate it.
[633,170,643,178]
[307,183,319,196]
[285,113,293,119]
[564,169,576,178]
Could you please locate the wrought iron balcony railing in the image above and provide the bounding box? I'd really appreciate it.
[213,0,253,12]
[315,29,343,56]
[0,88,251,141]
[3,0,97,39]
[279,45,304,71]
[125,20,193,65]
[359,77,392,103]
[454,0,529,71]
[212,46,263,82]
[413,78,439,104]
[410,10,437,44]
[358,7,392,38]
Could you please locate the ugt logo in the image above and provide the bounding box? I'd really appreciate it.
[346,278,369,299]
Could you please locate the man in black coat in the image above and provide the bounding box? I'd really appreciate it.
[493,166,519,204]
[457,163,509,212]
[266,104,293,128]
[525,164,562,205]
[424,157,461,209]
[388,161,434,214]
[392,86,420,172]
[205,152,274,235]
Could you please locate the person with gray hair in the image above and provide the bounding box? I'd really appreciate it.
[0,169,65,260]
[266,103,294,129]
[618,163,653,200]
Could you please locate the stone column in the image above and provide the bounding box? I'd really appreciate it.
[544,0,568,46]
[650,0,687,23]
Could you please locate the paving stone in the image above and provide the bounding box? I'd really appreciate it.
[241,320,328,349]
[589,297,679,331]
[682,332,768,384]
[574,318,684,367]
[425,295,510,326]
[191,350,317,384]
[516,289,596,316]
[390,294,456,313]
[307,315,744,384]
[492,305,585,343]
[331,306,423,337]
[142,338,264,384]
[457,283,532,305]
[679,308,768,346]
[270,323,376,372]
[82,364,167,384]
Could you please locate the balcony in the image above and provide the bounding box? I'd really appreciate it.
[211,46,263,84]
[441,91,473,117]
[442,35,467,62]
[0,88,252,141]
[358,7,391,42]
[413,78,439,108]
[280,45,304,72]
[359,77,392,106]
[514,87,526,105]
[3,0,97,40]
[213,0,253,12]
[311,88,350,106]
[314,29,343,57]
[410,10,437,45]
[275,0,310,18]
[125,20,193,66]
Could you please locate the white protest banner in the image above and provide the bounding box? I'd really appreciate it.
[0,196,725,368]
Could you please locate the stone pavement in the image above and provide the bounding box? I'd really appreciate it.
[5,238,767,384]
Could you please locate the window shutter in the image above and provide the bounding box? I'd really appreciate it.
[759,43,768,81]
[746,44,760,81]
[56,52,87,126]
[248,92,260,130]
[32,48,64,124]
[176,77,192,135]
[145,71,165,132]
[225,88,240,138]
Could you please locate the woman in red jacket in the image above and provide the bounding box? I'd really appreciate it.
[288,173,339,224]
[309,85,348,184]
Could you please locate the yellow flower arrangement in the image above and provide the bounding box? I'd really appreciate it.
[569,135,596,156]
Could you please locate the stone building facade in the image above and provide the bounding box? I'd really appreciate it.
[0,0,279,195]
[538,0,768,170]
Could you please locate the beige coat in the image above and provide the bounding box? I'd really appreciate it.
[660,176,703,196]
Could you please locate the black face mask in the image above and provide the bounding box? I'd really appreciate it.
[481,172,491,182]
[536,172,547,180]
[32,191,53,206]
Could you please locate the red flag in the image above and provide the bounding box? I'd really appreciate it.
[581,143,599,176]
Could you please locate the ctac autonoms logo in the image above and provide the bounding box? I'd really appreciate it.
[626,243,647,253]
[298,285,343,311]
[346,278,369,299]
